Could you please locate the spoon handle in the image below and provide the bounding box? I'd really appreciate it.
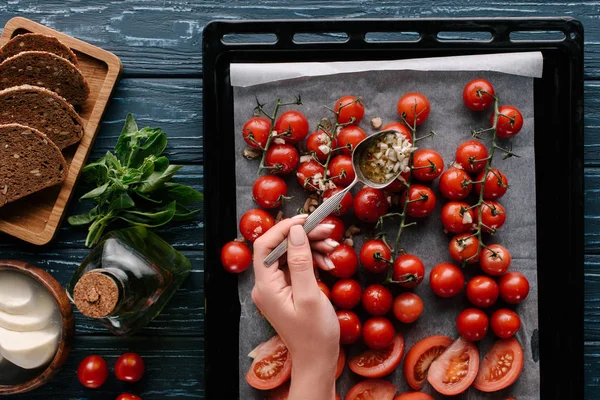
[263,180,357,267]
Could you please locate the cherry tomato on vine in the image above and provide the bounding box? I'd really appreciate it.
[473,167,508,200]
[490,309,521,338]
[382,122,413,144]
[494,105,523,139]
[477,201,506,233]
[363,317,396,350]
[328,155,356,187]
[337,126,367,155]
[455,140,489,174]
[466,276,499,308]
[274,110,309,144]
[429,263,464,298]
[397,92,430,126]
[463,78,496,111]
[306,130,336,162]
[264,144,299,175]
[221,241,252,273]
[329,244,359,278]
[353,187,389,223]
[499,272,530,304]
[360,239,392,274]
[319,215,345,243]
[411,149,444,181]
[362,284,393,316]
[323,187,353,216]
[334,95,365,125]
[115,353,145,383]
[331,279,362,309]
[392,254,425,288]
[337,310,362,344]
[449,233,480,264]
[116,395,142,400]
[239,208,275,243]
[457,308,489,341]
[317,281,331,300]
[393,292,424,323]
[439,168,472,200]
[441,201,475,234]
[401,184,436,218]
[253,175,288,209]
[77,355,109,389]
[480,244,512,276]
[296,160,324,192]
[242,116,271,149]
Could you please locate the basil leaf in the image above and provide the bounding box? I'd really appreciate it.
[137,165,183,193]
[80,182,110,200]
[109,193,135,211]
[119,201,176,227]
[153,156,169,172]
[115,113,139,162]
[82,158,108,183]
[104,151,121,170]
[134,191,164,204]
[172,203,202,221]
[67,207,99,225]
[164,183,203,205]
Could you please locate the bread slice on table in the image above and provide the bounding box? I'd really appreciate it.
[0,123,67,208]
[0,85,85,149]
[0,33,78,65]
[0,51,89,106]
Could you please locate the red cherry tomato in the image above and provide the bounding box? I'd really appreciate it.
[392,254,425,288]
[477,201,506,233]
[463,78,495,111]
[491,309,521,338]
[306,130,336,162]
[427,337,479,396]
[394,393,434,400]
[328,155,356,187]
[331,279,362,309]
[473,338,524,392]
[441,201,475,234]
[221,241,252,273]
[115,353,145,383]
[360,239,392,274]
[317,281,331,300]
[473,168,508,200]
[319,215,345,243]
[253,175,288,208]
[116,395,142,400]
[362,284,393,316]
[337,310,362,345]
[329,244,358,278]
[345,379,397,400]
[494,105,523,139]
[246,335,292,390]
[466,275,499,308]
[349,334,405,379]
[274,110,309,144]
[401,184,436,218]
[337,126,367,155]
[353,187,389,223]
[264,144,299,175]
[456,308,489,341]
[242,116,271,149]
[296,160,324,192]
[499,272,530,304]
[397,92,430,126]
[449,233,480,264]
[77,355,109,389]
[362,317,396,350]
[393,292,424,323]
[480,244,512,276]
[382,122,413,144]
[439,168,472,200]
[334,95,365,125]
[239,208,275,242]
[429,263,464,298]
[323,187,353,216]
[383,175,408,192]
[455,140,489,174]
[403,335,453,390]
[411,149,444,181]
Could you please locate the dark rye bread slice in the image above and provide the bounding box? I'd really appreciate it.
[0,33,78,65]
[0,123,67,208]
[0,85,84,149]
[0,51,90,106]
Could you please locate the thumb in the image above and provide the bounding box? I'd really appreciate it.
[287,225,319,304]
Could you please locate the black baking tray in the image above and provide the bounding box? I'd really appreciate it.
[203,18,584,399]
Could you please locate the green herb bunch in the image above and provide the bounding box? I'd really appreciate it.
[69,114,203,247]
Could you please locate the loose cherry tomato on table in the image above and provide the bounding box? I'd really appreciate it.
[319,215,345,243]
[116,395,142,400]
[480,244,512,276]
[456,308,489,341]
[242,116,271,149]
[411,149,444,181]
[473,168,508,200]
[221,241,252,273]
[449,233,480,264]
[349,334,405,379]
[264,144,299,175]
[296,160,324,191]
[360,239,392,274]
[427,337,479,396]
[274,110,309,144]
[353,187,389,223]
[441,201,475,234]
[337,126,367,155]
[494,105,524,139]
[394,393,434,400]
[382,122,412,144]
[439,168,472,200]
[246,335,292,390]
[397,92,431,127]
[305,130,336,162]
[477,201,506,232]
[403,335,453,390]
[331,279,362,309]
[473,338,524,392]
[491,309,521,338]
[455,140,489,174]
[393,292,424,323]
[466,275,499,308]
[329,244,359,278]
[334,95,365,125]
[463,78,495,111]
[115,353,145,382]
[362,284,393,316]
[253,175,288,208]
[317,281,331,300]
[499,272,530,304]
[337,310,362,345]
[239,208,275,243]
[328,155,356,187]
[345,379,397,400]
[401,184,436,218]
[392,254,425,288]
[429,263,464,298]
[362,317,396,350]
[323,187,353,216]
[77,355,109,389]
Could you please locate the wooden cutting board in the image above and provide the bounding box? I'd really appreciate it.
[0,17,122,245]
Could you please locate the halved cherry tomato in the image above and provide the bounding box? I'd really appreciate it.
[363,317,395,350]
[264,144,299,175]
[296,160,325,192]
[392,292,423,324]
[473,168,508,200]
[332,279,362,309]
[323,187,353,216]
[397,92,430,127]
[463,78,495,111]
[466,275,499,308]
[320,215,345,243]
[427,337,479,396]
[449,233,480,264]
[473,338,524,392]
[491,309,521,339]
[382,122,412,144]
[411,149,444,181]
[394,393,434,400]
[456,308,489,341]
[392,254,425,288]
[354,187,389,223]
[253,175,288,208]
[336,347,346,379]
[274,110,309,144]
[439,168,472,200]
[329,244,359,278]
[480,244,511,276]
[335,95,365,125]
[221,240,252,273]
[360,239,392,274]
[337,126,367,155]
[243,116,271,149]
[246,335,292,390]
[329,155,356,187]
[345,379,397,400]
[317,281,331,300]
[441,201,474,234]
[349,333,405,379]
[477,201,506,233]
[306,130,336,162]
[362,284,393,316]
[429,263,464,298]
[401,185,436,218]
[499,272,530,304]
[337,310,362,345]
[239,208,275,242]
[455,140,488,174]
[403,335,453,390]
[493,105,523,139]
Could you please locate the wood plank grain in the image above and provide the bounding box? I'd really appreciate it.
[586,256,600,341]
[584,81,600,166]
[585,168,600,253]
[0,1,599,77]
[585,342,600,398]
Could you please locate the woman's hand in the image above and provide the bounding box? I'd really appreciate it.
[252,215,340,400]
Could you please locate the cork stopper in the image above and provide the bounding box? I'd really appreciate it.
[73,271,120,318]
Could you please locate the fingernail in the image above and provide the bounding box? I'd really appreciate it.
[319,223,336,230]
[324,238,339,248]
[292,214,308,220]
[324,256,336,271]
[289,225,306,246]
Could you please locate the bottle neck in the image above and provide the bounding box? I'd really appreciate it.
[73,270,124,318]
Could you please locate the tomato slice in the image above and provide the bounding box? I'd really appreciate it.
[245,335,292,390]
[403,335,453,390]
[393,392,434,400]
[336,346,346,379]
[349,333,404,378]
[345,379,397,400]
[427,337,479,396]
[473,338,524,392]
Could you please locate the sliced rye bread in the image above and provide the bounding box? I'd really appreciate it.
[0,123,67,208]
[0,85,84,149]
[0,33,78,65]
[0,51,90,106]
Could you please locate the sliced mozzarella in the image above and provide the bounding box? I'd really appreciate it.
[0,271,35,314]
[0,289,55,332]
[0,324,60,369]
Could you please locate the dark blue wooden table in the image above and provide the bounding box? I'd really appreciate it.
[0,1,597,399]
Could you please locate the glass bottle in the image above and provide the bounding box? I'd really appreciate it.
[66,226,191,336]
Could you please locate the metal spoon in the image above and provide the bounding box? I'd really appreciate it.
[263,129,405,266]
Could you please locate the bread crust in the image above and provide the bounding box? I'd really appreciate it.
[0,33,78,65]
